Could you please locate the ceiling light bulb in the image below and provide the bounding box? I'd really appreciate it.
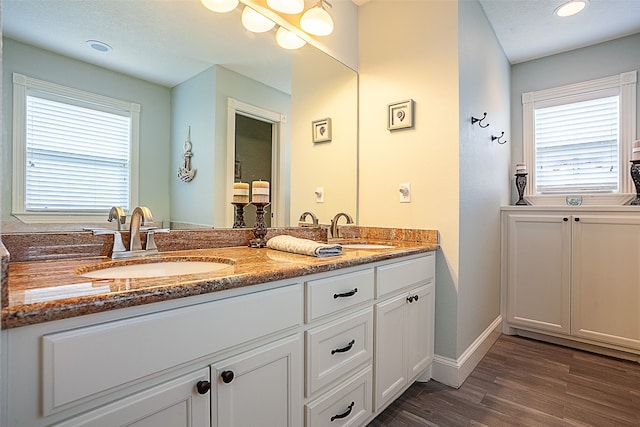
[201,0,239,13]
[554,0,588,17]
[242,7,276,33]
[267,0,304,14]
[300,2,334,36]
[276,27,306,50]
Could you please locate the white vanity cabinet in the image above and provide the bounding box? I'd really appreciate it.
[502,209,640,353]
[373,255,436,411]
[2,283,303,427]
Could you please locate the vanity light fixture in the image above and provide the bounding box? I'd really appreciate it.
[267,0,304,14]
[300,0,334,36]
[201,0,239,13]
[276,27,306,49]
[554,0,588,17]
[242,6,276,32]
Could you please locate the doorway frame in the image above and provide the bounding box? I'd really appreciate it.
[226,98,286,228]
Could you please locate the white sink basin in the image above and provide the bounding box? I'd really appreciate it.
[81,261,231,279]
[341,244,394,249]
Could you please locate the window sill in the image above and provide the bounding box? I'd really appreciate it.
[524,193,636,206]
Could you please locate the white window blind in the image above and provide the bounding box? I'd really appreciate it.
[534,95,619,193]
[25,94,131,212]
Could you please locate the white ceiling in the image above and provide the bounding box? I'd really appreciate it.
[478,0,640,64]
[2,0,640,90]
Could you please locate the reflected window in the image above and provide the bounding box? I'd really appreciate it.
[12,73,140,221]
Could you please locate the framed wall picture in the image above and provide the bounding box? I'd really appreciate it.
[312,118,332,143]
[388,99,414,131]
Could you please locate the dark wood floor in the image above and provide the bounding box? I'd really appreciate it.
[368,334,640,426]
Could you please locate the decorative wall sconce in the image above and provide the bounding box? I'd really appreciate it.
[471,112,489,128]
[300,0,334,36]
[491,131,507,144]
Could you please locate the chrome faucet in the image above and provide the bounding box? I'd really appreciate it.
[129,206,154,251]
[107,206,127,231]
[299,211,319,226]
[330,212,354,239]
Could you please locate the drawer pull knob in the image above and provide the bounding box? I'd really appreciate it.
[407,295,414,303]
[221,370,235,384]
[575,217,580,222]
[331,339,356,355]
[196,380,211,394]
[334,288,358,299]
[331,401,355,422]
[407,294,419,303]
[563,217,569,222]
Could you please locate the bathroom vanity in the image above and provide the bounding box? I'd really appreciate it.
[0,227,438,427]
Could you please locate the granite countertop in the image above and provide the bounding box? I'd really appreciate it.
[1,227,439,329]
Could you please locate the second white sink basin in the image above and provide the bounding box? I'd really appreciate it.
[342,244,394,249]
[81,261,231,279]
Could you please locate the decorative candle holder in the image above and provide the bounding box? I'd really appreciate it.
[231,202,248,228]
[514,173,528,206]
[249,202,270,248]
[630,161,640,205]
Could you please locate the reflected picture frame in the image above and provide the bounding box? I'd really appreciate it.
[312,118,332,143]
[388,99,414,131]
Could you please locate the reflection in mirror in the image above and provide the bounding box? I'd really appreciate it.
[1,0,358,232]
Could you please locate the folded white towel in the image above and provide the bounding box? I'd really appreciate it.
[266,235,342,257]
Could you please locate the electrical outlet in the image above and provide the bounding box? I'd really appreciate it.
[399,183,411,203]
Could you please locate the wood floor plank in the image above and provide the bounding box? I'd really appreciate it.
[368,335,640,426]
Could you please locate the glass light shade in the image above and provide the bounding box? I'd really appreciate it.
[241,7,276,33]
[267,0,304,14]
[201,0,239,13]
[554,0,587,17]
[300,6,334,36]
[275,27,306,50]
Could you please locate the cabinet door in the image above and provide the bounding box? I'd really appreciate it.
[506,213,571,334]
[374,293,407,411]
[53,369,210,427]
[212,335,301,427]
[406,283,434,381]
[572,215,640,350]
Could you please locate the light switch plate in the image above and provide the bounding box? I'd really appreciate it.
[399,183,411,203]
[315,187,324,203]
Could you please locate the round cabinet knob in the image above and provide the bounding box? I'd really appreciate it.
[563,217,569,222]
[575,217,580,222]
[221,370,235,384]
[414,295,419,301]
[196,380,211,394]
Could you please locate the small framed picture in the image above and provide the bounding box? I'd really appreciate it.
[312,118,332,143]
[234,160,242,180]
[388,99,414,131]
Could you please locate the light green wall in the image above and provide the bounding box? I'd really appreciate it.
[1,38,171,225]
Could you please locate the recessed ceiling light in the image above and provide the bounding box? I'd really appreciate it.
[86,40,112,53]
[554,0,588,17]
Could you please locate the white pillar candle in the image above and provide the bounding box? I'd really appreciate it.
[252,180,270,203]
[233,182,250,204]
[515,162,527,173]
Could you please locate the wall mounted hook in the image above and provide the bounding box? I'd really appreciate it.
[491,132,507,144]
[471,112,489,128]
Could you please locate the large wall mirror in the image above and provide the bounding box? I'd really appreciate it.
[1,0,358,231]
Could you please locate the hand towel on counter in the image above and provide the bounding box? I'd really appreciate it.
[266,235,343,257]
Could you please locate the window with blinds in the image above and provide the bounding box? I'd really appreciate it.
[25,94,131,211]
[521,71,636,205]
[12,73,140,221]
[534,95,619,193]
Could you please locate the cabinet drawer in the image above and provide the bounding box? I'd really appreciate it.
[306,309,373,396]
[305,366,372,427]
[376,254,435,298]
[306,268,374,322]
[42,284,302,415]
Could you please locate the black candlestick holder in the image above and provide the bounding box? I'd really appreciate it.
[249,202,270,248]
[515,173,528,205]
[231,202,248,228]
[630,161,640,205]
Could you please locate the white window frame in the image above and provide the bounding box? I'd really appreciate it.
[522,71,637,206]
[12,73,140,223]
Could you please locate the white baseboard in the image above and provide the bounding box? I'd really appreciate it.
[431,315,502,388]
